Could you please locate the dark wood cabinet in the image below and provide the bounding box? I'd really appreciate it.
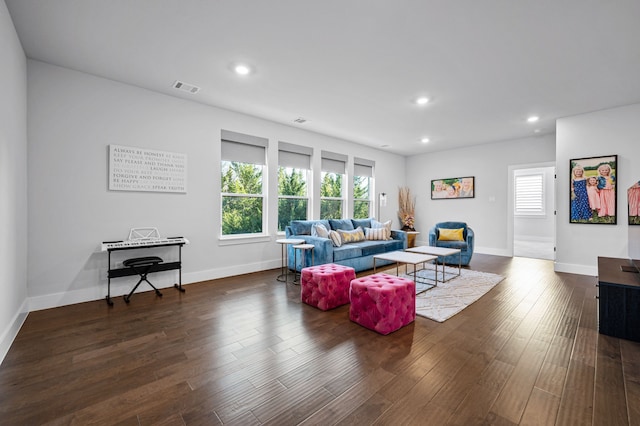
[597,256,640,342]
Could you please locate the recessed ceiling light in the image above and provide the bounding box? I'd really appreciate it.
[527,116,540,123]
[233,63,253,76]
[415,96,430,105]
[421,137,430,143]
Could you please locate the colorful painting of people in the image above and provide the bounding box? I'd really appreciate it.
[570,155,617,224]
[431,177,474,199]
[629,180,640,225]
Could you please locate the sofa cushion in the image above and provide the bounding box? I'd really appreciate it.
[380,239,404,252]
[358,241,389,256]
[351,218,372,229]
[337,227,365,243]
[435,240,469,250]
[333,244,362,261]
[329,219,355,231]
[350,240,404,256]
[291,220,330,236]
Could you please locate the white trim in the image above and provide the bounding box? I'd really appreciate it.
[554,261,597,276]
[507,161,556,258]
[0,299,29,366]
[26,259,281,313]
[474,246,511,257]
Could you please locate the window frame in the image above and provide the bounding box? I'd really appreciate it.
[353,157,374,219]
[277,166,310,232]
[320,151,347,220]
[220,130,268,239]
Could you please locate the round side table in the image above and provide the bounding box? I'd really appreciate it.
[276,238,305,283]
[292,243,315,284]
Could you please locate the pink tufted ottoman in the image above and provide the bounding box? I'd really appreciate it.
[300,264,356,311]
[349,273,416,335]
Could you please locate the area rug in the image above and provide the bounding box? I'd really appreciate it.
[401,266,505,322]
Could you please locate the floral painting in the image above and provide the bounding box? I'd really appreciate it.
[570,155,617,224]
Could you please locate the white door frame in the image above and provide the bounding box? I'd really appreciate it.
[507,161,556,258]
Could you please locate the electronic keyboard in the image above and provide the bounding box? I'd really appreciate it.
[101,237,189,252]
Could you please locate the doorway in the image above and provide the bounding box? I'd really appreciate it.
[509,163,556,260]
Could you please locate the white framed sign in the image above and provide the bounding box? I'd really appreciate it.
[109,145,187,193]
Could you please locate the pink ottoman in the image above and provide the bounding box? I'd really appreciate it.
[300,264,356,310]
[349,273,416,335]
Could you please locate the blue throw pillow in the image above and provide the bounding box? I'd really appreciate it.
[351,218,372,229]
[329,219,355,231]
[290,220,312,235]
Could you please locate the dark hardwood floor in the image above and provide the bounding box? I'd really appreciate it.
[1,254,639,425]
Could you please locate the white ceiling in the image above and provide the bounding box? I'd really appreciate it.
[6,0,640,156]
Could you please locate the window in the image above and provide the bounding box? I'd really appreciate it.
[514,172,544,215]
[220,130,267,236]
[320,151,346,219]
[278,142,312,232]
[353,157,374,219]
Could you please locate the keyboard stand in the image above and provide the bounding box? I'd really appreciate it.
[104,240,186,306]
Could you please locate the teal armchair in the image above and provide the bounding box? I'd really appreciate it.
[428,221,474,265]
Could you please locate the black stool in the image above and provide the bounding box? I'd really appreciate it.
[122,256,164,303]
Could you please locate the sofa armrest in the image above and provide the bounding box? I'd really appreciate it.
[391,229,408,249]
[428,226,437,246]
[466,227,474,250]
[287,235,333,270]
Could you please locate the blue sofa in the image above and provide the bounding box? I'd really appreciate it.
[285,218,408,272]
[428,221,474,266]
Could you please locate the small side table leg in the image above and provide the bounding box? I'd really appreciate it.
[293,247,299,284]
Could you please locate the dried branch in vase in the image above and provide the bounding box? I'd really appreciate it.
[398,186,416,231]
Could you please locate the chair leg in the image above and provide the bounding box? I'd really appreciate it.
[123,273,163,303]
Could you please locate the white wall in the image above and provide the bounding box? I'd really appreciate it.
[405,134,556,256]
[556,104,640,275]
[27,60,406,310]
[0,1,28,364]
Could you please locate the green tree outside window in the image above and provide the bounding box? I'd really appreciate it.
[353,175,371,219]
[221,161,264,235]
[278,167,308,231]
[320,172,343,219]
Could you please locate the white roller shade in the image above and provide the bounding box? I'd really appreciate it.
[221,130,267,165]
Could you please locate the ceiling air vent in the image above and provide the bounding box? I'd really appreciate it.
[173,80,200,94]
[293,117,307,124]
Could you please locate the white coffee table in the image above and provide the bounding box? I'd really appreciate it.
[406,245,462,282]
[373,251,437,294]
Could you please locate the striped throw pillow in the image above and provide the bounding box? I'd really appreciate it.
[365,227,387,241]
[328,230,342,247]
[371,219,392,240]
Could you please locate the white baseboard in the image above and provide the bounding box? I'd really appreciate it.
[184,259,279,284]
[28,259,281,312]
[475,246,511,257]
[554,261,597,276]
[0,298,29,366]
[513,235,554,243]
